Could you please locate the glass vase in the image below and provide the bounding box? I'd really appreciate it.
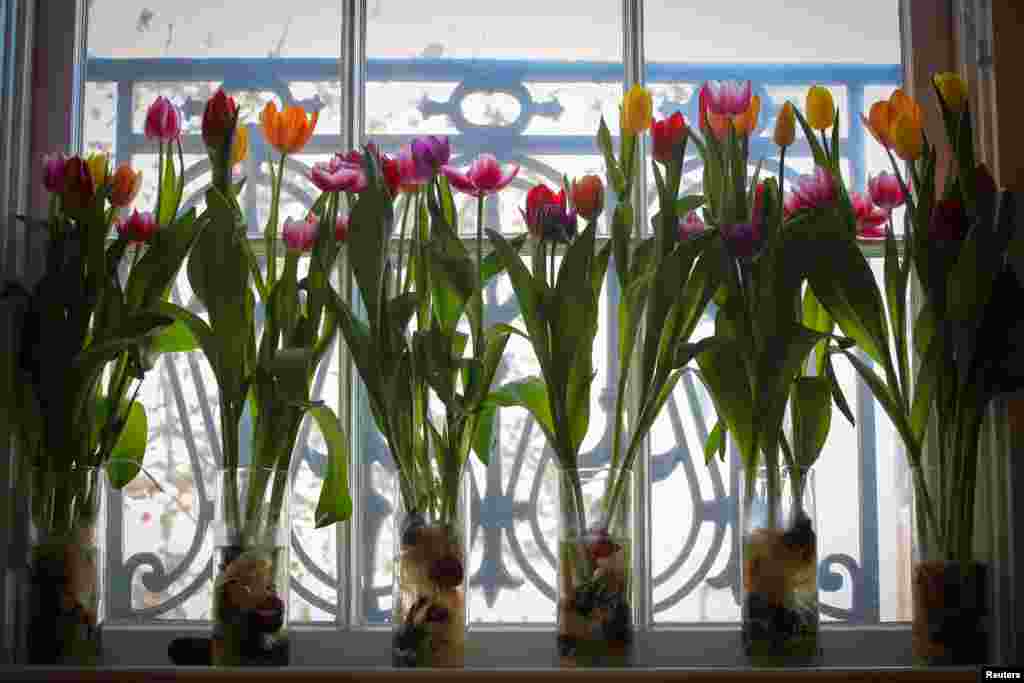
[15,466,105,665]
[740,466,819,664]
[212,466,290,666]
[556,465,635,666]
[391,479,468,668]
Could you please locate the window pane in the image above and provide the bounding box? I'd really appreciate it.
[84,1,344,623]
[644,0,909,624]
[363,0,623,626]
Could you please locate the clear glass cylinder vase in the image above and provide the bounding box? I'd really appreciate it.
[212,466,290,666]
[556,465,635,666]
[740,465,819,664]
[391,478,468,668]
[15,465,105,665]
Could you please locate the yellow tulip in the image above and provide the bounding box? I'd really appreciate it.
[933,72,967,113]
[733,95,761,137]
[231,124,249,166]
[773,102,796,147]
[621,84,653,135]
[261,101,318,156]
[891,113,923,161]
[86,153,109,188]
[805,85,835,131]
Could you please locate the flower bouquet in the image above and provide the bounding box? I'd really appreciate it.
[791,72,1023,664]
[692,81,860,663]
[160,90,351,666]
[1,96,206,663]
[324,138,518,667]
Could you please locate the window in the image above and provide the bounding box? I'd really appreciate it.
[14,0,933,666]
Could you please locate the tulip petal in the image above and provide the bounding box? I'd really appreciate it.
[442,166,480,197]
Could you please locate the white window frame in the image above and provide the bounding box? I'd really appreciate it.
[9,0,1017,670]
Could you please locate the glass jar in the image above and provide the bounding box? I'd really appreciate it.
[555,465,635,666]
[740,465,819,664]
[391,477,468,668]
[16,466,105,665]
[211,466,290,666]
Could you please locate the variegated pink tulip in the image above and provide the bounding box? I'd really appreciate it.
[850,192,888,239]
[785,166,836,215]
[283,215,318,252]
[311,154,367,193]
[868,171,907,212]
[441,153,519,198]
[144,96,182,142]
[678,210,706,241]
[702,80,753,117]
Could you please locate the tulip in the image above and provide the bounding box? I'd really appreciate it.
[86,153,109,189]
[521,184,563,238]
[261,101,318,156]
[850,192,888,239]
[109,163,143,208]
[117,210,158,244]
[144,96,182,142]
[861,101,894,149]
[621,84,653,135]
[42,152,67,193]
[786,166,835,213]
[231,125,249,167]
[733,95,761,137]
[441,154,519,198]
[703,80,753,117]
[868,171,906,211]
[721,221,761,261]
[678,210,706,241]
[379,152,402,197]
[310,154,367,193]
[61,156,95,211]
[410,135,450,177]
[282,215,318,252]
[929,198,969,241]
[773,102,796,148]
[651,112,687,164]
[891,113,923,161]
[571,175,604,221]
[805,85,835,131]
[752,180,767,226]
[538,201,578,245]
[396,146,429,193]
[933,72,967,113]
[202,88,238,150]
[335,214,349,243]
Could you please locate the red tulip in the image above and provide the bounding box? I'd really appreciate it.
[929,198,969,241]
[651,112,687,164]
[521,183,563,238]
[117,210,158,244]
[201,88,238,150]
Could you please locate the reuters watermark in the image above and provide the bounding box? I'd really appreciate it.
[982,668,1024,681]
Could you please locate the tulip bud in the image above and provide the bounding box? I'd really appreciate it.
[929,198,968,241]
[202,88,239,151]
[773,102,796,148]
[868,171,906,211]
[42,152,67,194]
[678,210,705,241]
[260,101,318,156]
[117,210,158,244]
[86,153,109,189]
[862,101,894,148]
[380,153,402,197]
[806,85,835,131]
[522,184,562,238]
[733,95,761,137]
[891,113,923,161]
[283,215,318,252]
[144,96,182,142]
[571,175,604,222]
[410,135,451,177]
[230,125,249,167]
[621,84,653,136]
[109,163,142,208]
[933,72,967,113]
[651,112,687,164]
[61,156,95,211]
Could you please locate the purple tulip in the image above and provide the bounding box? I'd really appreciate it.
[42,152,67,193]
[410,135,450,178]
[721,222,762,261]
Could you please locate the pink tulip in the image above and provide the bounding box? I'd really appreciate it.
[785,166,836,215]
[42,152,67,193]
[117,210,158,244]
[335,214,349,243]
[702,80,753,117]
[411,135,450,177]
[868,171,907,212]
[144,96,182,142]
[678,210,706,241]
[283,215,318,252]
[441,154,519,198]
[850,191,888,239]
[311,154,367,193]
[396,146,429,192]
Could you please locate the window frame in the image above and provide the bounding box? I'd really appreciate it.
[7,0,1004,669]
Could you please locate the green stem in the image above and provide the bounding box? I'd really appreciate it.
[266,153,287,289]
[155,142,165,226]
[475,194,485,357]
[394,192,413,297]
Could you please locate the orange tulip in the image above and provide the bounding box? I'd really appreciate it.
[571,174,604,221]
[861,101,893,148]
[261,101,318,156]
[888,89,923,161]
[231,125,249,166]
[109,163,142,208]
[706,111,731,141]
[733,95,761,137]
[773,102,796,148]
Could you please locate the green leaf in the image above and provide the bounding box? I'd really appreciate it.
[471,404,497,466]
[105,400,149,488]
[125,208,202,313]
[791,105,831,168]
[790,376,832,470]
[704,420,727,464]
[149,318,200,354]
[488,230,550,375]
[909,333,943,443]
[481,234,527,284]
[696,339,756,468]
[489,377,557,455]
[839,348,916,455]
[311,404,353,528]
[157,151,179,226]
[824,354,856,427]
[675,195,706,218]
[597,116,624,195]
